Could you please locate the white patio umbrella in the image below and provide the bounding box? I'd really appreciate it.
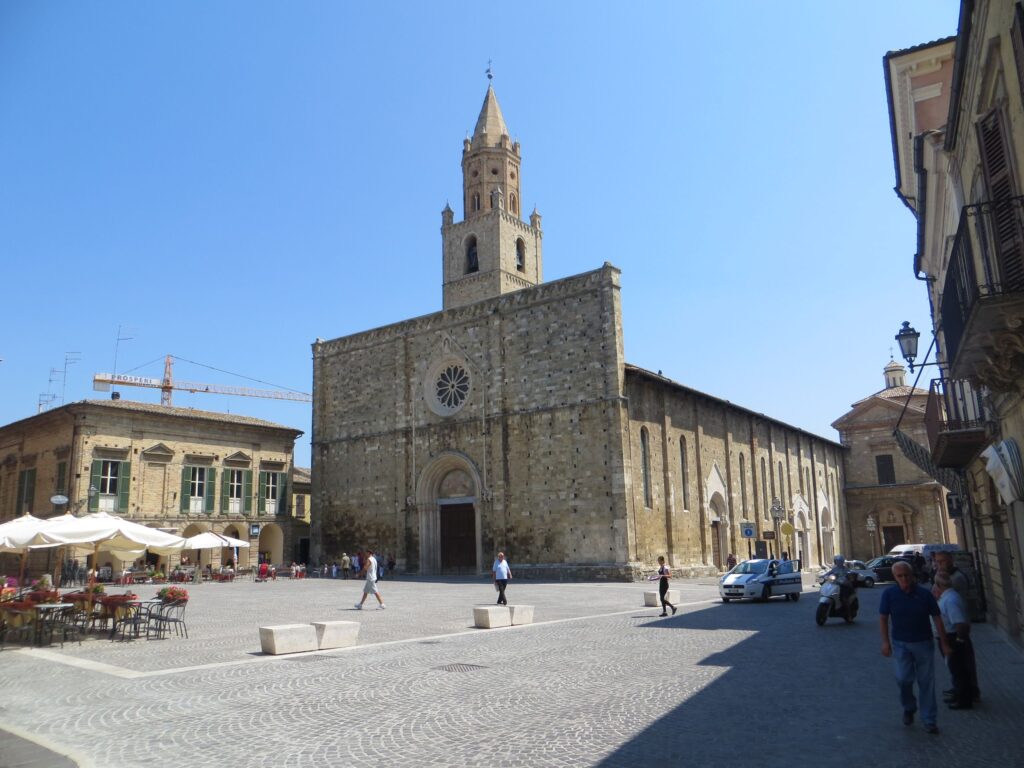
[183,531,250,577]
[0,513,64,591]
[39,511,187,610]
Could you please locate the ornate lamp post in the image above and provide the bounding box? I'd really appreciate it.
[770,497,785,559]
[866,516,878,558]
[895,321,921,372]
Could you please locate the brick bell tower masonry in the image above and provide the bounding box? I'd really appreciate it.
[441,85,544,310]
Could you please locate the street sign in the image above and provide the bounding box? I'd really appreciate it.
[50,494,69,506]
[780,522,794,536]
[762,531,776,540]
[741,523,756,539]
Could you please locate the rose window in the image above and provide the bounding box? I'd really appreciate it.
[435,365,470,410]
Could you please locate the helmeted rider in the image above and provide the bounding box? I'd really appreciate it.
[826,555,855,611]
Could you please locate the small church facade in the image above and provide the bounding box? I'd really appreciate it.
[311,87,846,578]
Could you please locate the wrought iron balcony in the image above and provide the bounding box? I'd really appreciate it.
[940,198,1024,390]
[924,377,990,468]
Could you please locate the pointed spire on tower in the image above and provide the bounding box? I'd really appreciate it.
[472,85,509,145]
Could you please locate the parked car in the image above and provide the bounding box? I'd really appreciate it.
[719,559,803,602]
[864,555,906,583]
[845,559,879,587]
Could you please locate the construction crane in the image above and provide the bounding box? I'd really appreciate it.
[93,355,312,406]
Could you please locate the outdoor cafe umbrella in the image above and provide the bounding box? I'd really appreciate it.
[0,513,64,592]
[183,531,250,576]
[38,511,187,611]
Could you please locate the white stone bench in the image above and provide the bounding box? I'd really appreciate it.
[312,620,360,650]
[508,605,534,625]
[473,605,512,629]
[643,589,680,607]
[259,624,319,655]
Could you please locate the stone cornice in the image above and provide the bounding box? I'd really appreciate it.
[315,264,619,359]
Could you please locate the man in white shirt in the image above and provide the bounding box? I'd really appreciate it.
[492,551,512,606]
[355,549,385,610]
[933,572,972,709]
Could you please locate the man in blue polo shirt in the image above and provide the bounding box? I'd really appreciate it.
[879,560,951,734]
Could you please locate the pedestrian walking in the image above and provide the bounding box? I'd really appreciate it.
[656,556,676,616]
[933,550,979,702]
[726,553,737,570]
[933,572,974,710]
[355,549,385,610]
[492,551,512,605]
[341,552,350,579]
[879,560,951,734]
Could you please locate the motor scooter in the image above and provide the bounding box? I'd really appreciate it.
[815,572,858,626]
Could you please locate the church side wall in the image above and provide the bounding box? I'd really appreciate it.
[624,372,847,575]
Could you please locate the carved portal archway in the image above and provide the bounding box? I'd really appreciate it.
[415,451,482,575]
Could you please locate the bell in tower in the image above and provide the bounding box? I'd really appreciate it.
[441,83,544,310]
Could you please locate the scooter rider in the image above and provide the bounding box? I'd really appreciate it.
[826,555,855,612]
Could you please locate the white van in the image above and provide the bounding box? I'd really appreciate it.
[887,543,960,558]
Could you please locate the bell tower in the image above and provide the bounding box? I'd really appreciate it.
[441,84,544,310]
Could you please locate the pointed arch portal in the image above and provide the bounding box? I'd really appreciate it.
[416,451,482,575]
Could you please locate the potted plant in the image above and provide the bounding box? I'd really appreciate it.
[156,586,189,603]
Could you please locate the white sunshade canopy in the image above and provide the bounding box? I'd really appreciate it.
[36,511,187,558]
[0,513,65,553]
[184,531,250,550]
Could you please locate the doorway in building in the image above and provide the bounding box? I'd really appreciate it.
[710,521,723,569]
[440,502,476,574]
[882,526,905,553]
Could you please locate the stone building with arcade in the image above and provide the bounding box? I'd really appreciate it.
[0,399,304,574]
[311,86,847,578]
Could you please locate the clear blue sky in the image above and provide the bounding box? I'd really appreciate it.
[0,2,960,468]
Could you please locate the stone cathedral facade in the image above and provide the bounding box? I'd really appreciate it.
[311,86,847,578]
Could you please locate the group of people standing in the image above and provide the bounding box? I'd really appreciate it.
[879,550,979,735]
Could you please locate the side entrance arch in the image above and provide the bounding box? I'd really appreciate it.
[258,523,284,565]
[416,452,482,575]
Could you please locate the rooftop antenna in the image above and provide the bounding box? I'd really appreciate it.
[112,324,134,378]
[61,352,80,405]
[37,393,56,413]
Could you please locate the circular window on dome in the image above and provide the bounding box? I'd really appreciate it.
[425,358,472,417]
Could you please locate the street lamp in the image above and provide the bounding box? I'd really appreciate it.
[895,321,920,372]
[770,497,785,559]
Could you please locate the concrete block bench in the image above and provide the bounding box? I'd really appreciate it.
[643,589,680,607]
[473,605,512,629]
[312,620,360,650]
[259,624,319,655]
[508,605,534,625]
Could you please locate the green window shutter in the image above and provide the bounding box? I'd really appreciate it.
[90,460,102,512]
[279,472,289,515]
[118,461,130,513]
[56,462,67,495]
[205,468,216,513]
[220,469,230,513]
[180,467,191,512]
[16,472,25,512]
[258,472,267,515]
[243,470,253,514]
[26,469,36,511]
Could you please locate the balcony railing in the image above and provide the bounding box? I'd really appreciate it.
[924,377,990,468]
[940,197,1024,371]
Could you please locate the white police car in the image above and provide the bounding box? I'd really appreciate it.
[719,559,802,602]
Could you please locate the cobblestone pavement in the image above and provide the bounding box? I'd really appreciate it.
[1,577,1022,767]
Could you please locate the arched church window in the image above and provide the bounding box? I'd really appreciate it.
[778,462,785,504]
[739,453,747,515]
[510,193,518,215]
[761,458,769,520]
[473,193,481,212]
[465,236,478,274]
[640,427,652,508]
[516,238,526,271]
[680,436,690,510]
